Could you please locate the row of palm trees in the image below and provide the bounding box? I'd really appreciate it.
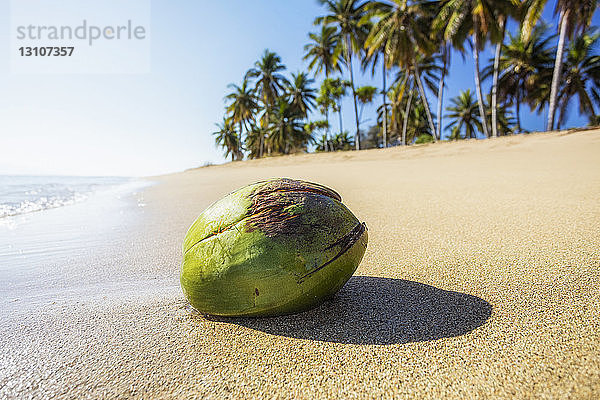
[214,50,378,158]
[214,0,599,160]
[214,52,316,160]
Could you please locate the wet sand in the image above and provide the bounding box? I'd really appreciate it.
[1,129,599,398]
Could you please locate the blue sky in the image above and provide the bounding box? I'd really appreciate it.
[0,1,598,176]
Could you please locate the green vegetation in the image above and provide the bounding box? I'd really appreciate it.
[445,90,483,140]
[214,0,599,160]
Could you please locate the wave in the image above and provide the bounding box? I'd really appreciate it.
[0,175,132,219]
[0,193,90,218]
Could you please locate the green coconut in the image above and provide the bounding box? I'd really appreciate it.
[180,178,368,317]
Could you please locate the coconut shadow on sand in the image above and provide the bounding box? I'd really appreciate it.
[210,276,492,345]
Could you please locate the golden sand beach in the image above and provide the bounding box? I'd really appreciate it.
[2,129,599,398]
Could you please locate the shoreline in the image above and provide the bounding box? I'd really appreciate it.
[0,178,159,315]
[2,128,599,399]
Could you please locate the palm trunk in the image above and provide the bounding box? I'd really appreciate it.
[260,107,269,158]
[436,44,448,140]
[491,20,506,138]
[473,24,490,138]
[402,88,413,146]
[325,109,330,152]
[338,105,343,135]
[413,67,436,141]
[382,56,388,148]
[238,122,244,160]
[346,35,361,150]
[547,8,569,131]
[259,134,264,158]
[516,98,521,133]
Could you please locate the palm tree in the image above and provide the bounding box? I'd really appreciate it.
[213,117,243,161]
[489,1,519,138]
[435,41,452,141]
[360,42,391,148]
[445,90,483,139]
[245,123,268,159]
[361,48,390,147]
[390,53,441,145]
[408,101,435,143]
[304,26,342,151]
[494,105,517,135]
[306,120,330,151]
[378,80,404,144]
[484,24,554,132]
[365,0,438,141]
[316,0,370,150]
[376,100,392,145]
[522,0,598,130]
[485,94,517,135]
[320,78,350,136]
[555,30,600,128]
[225,79,258,145]
[400,87,414,145]
[246,50,289,107]
[331,131,355,150]
[435,0,509,138]
[246,50,289,156]
[391,75,415,146]
[386,75,432,146]
[356,85,377,125]
[429,0,462,141]
[316,90,336,151]
[287,72,317,118]
[447,126,463,140]
[315,133,331,151]
[362,3,393,147]
[303,25,343,78]
[268,99,312,154]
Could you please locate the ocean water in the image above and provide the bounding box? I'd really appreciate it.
[0,175,133,218]
[0,175,155,313]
